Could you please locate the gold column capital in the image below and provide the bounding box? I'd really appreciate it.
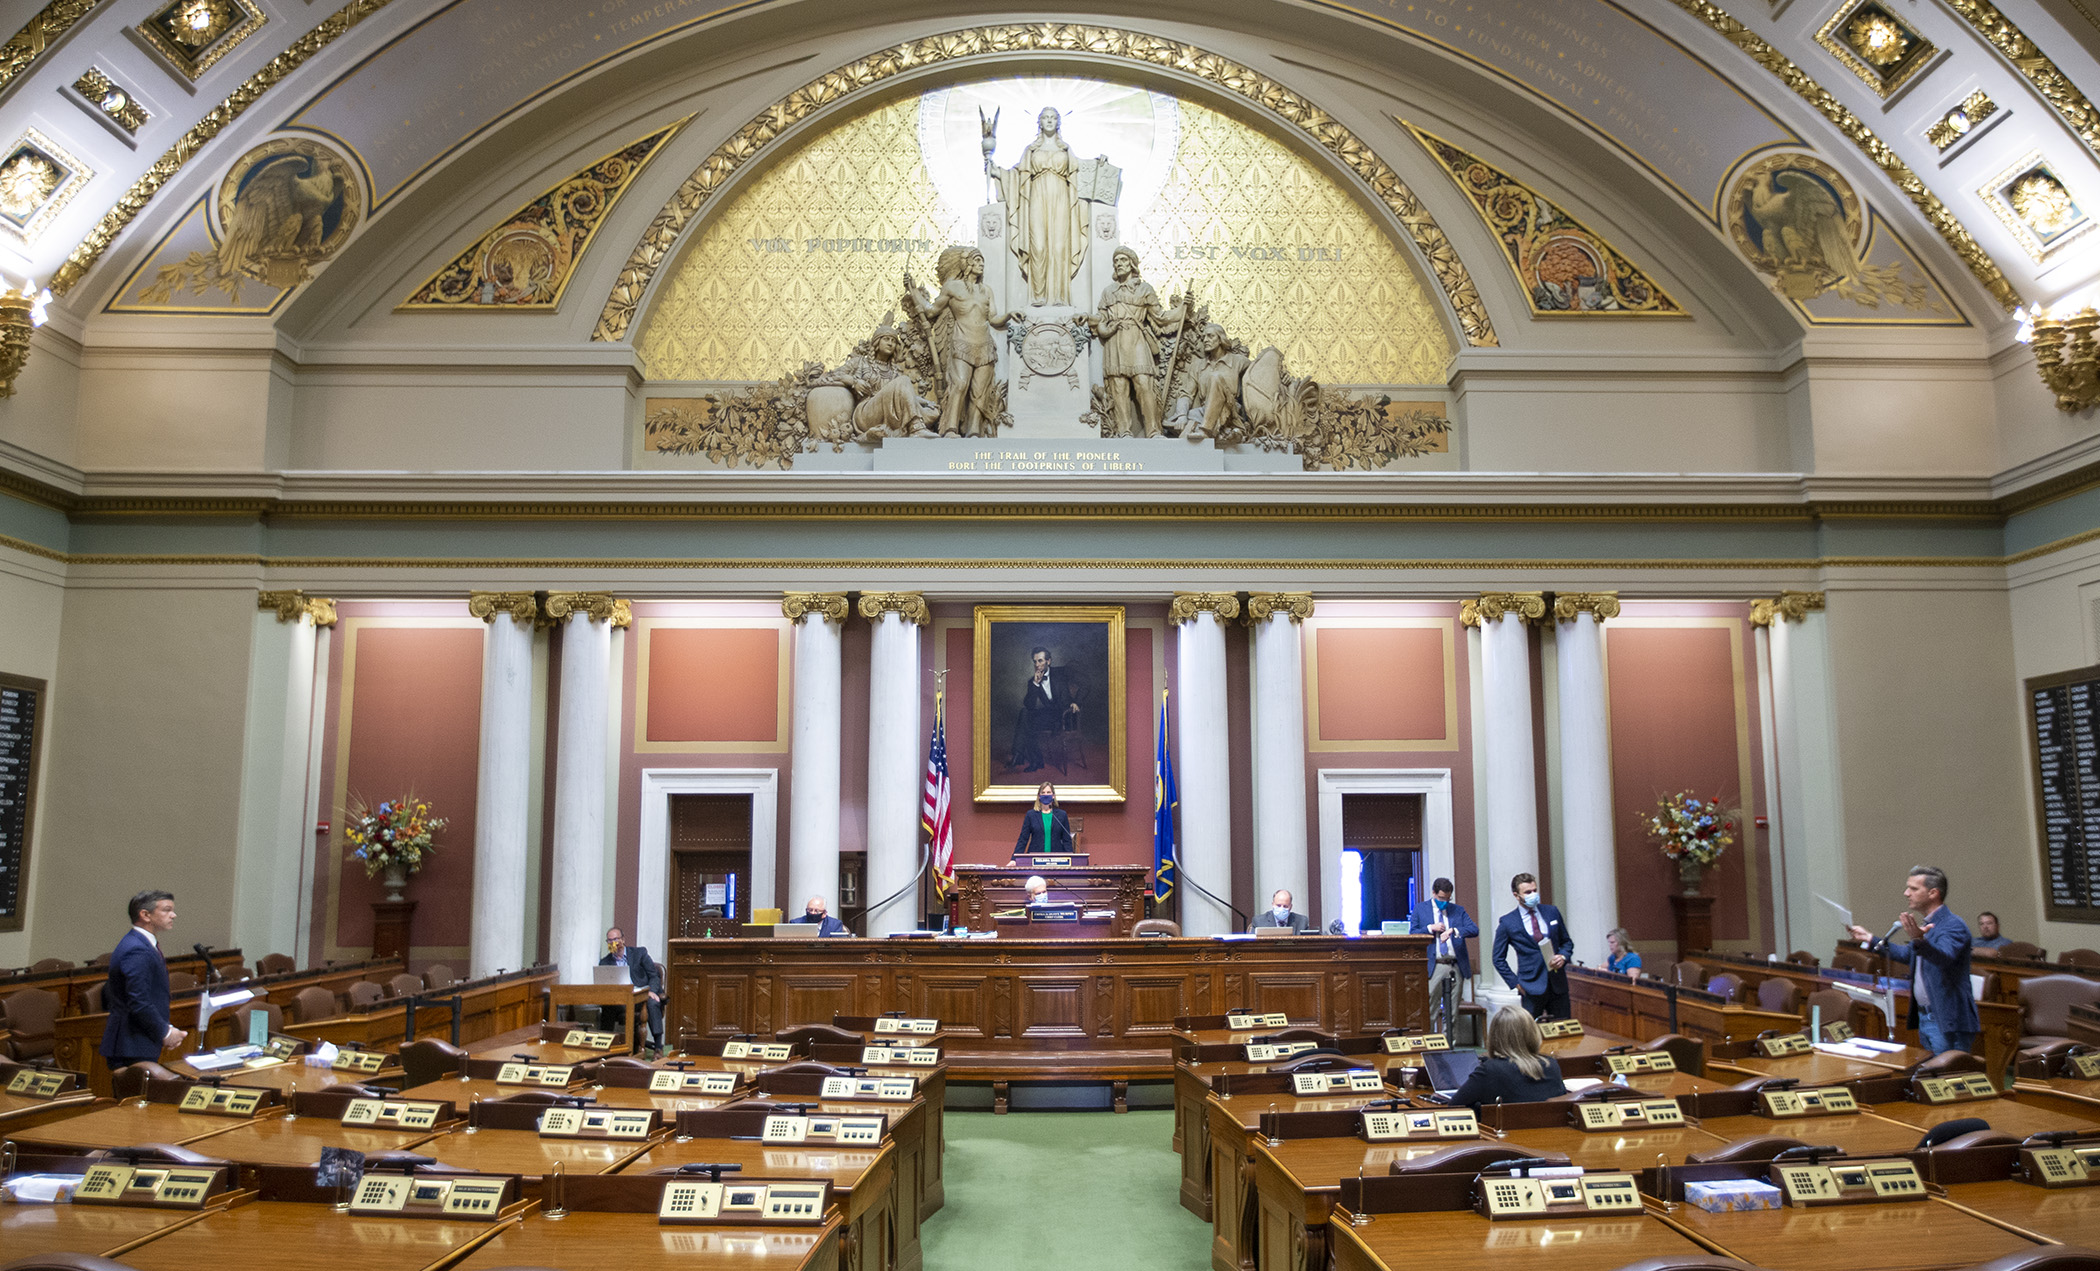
[1170,592,1241,624]
[1244,592,1314,625]
[610,598,633,630]
[1459,592,1546,627]
[858,591,930,625]
[544,592,627,626]
[1749,591,1826,627]
[783,592,850,624]
[1552,592,1621,623]
[468,591,540,626]
[259,590,338,627]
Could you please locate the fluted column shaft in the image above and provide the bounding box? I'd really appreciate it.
[862,593,928,937]
[238,593,336,961]
[1466,593,1544,899]
[1249,594,1312,924]
[470,592,538,977]
[1553,593,1619,962]
[548,594,628,982]
[785,594,847,916]
[1755,592,1842,954]
[1174,593,1239,936]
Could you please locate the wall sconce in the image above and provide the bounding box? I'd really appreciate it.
[0,277,48,397]
[2017,305,2100,413]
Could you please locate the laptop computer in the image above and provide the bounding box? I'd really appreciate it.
[591,965,629,985]
[1422,1049,1483,1098]
[772,923,822,939]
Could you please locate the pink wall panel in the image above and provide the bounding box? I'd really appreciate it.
[645,627,780,743]
[333,625,483,949]
[1315,627,1449,741]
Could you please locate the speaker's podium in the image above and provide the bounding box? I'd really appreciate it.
[953,862,1149,938]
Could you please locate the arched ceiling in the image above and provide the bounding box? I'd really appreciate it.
[0,0,2093,353]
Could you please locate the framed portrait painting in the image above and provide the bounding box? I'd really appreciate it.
[973,605,1126,803]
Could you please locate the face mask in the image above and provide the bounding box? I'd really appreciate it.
[1272,906,1289,920]
[1520,893,1540,909]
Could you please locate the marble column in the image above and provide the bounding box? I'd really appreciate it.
[468,592,540,977]
[1173,592,1239,936]
[1247,593,1313,925]
[1753,591,1841,955]
[547,593,628,982]
[1553,592,1619,963]
[784,593,848,917]
[861,592,928,937]
[1463,591,1545,940]
[235,592,335,962]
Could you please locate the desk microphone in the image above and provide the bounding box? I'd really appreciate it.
[193,943,222,983]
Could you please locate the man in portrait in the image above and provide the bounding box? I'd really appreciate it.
[1009,645,1083,773]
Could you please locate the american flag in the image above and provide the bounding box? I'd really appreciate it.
[923,689,954,898]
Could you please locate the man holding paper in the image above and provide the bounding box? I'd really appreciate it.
[1847,865,1977,1056]
[1408,878,1477,1033]
[1492,873,1575,1020]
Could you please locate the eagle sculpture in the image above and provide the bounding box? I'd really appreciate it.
[219,152,347,290]
[1747,171,1860,298]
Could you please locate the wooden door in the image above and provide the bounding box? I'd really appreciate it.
[1343,792,1425,931]
[669,794,752,938]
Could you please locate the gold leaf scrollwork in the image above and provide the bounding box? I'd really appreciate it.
[304,597,338,628]
[468,590,540,626]
[858,591,930,626]
[0,1,100,96]
[1244,592,1314,625]
[610,598,633,630]
[1939,0,2100,172]
[782,592,850,624]
[594,23,1494,348]
[1169,592,1241,624]
[1748,591,1826,626]
[543,591,625,625]
[1661,0,2019,312]
[1458,592,1546,627]
[257,590,305,622]
[1551,592,1621,623]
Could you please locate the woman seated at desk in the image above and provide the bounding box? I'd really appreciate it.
[1449,1007,1569,1109]
[1605,927,1643,980]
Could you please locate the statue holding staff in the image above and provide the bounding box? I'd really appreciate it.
[987,107,1097,307]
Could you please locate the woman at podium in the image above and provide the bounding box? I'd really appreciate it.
[1014,781,1074,855]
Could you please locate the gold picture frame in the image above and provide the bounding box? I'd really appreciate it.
[973,605,1126,803]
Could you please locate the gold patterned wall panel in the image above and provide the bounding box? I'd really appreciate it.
[635,83,1451,386]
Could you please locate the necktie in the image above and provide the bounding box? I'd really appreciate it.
[1528,910,1544,941]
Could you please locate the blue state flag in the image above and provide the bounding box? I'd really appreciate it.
[1153,689,1176,903]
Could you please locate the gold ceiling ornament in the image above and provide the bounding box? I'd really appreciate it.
[1727,153,1932,309]
[595,23,1494,348]
[49,0,398,298]
[1243,592,1314,624]
[1168,592,1241,624]
[858,591,931,625]
[0,1,99,95]
[2017,306,2100,412]
[1748,591,1826,626]
[132,136,363,304]
[543,591,626,625]
[609,598,633,629]
[1404,124,1684,318]
[1939,0,2100,170]
[0,128,89,244]
[1926,90,1996,152]
[138,0,264,82]
[304,597,338,627]
[1552,592,1621,622]
[1663,0,2020,312]
[257,590,306,622]
[400,118,690,311]
[1458,592,1546,626]
[74,68,150,135]
[467,591,540,625]
[1979,152,2092,262]
[1815,0,1933,96]
[0,282,48,396]
[781,592,850,624]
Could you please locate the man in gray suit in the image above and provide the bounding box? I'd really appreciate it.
[1250,889,1309,933]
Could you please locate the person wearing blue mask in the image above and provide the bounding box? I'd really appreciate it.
[1492,873,1575,1020]
[1407,878,1477,1034]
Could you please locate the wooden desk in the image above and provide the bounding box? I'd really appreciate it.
[1566,966,1803,1043]
[1204,1088,1399,1269]
[469,1036,621,1066]
[991,911,1121,939]
[6,1101,261,1151]
[622,1137,901,1271]
[451,1210,842,1271]
[416,1124,658,1180]
[1329,1208,1711,1271]
[547,982,646,1032]
[401,1076,576,1104]
[1863,1094,2100,1138]
[952,864,1148,937]
[1710,1051,1920,1085]
[184,1115,445,1168]
[2014,1074,2100,1122]
[1655,1195,2045,1269]
[1935,1178,2100,1247]
[1496,1123,1730,1170]
[1248,1136,1490,1271]
[286,970,553,1052]
[0,1087,97,1130]
[117,1199,514,1271]
[0,1193,221,1262]
[1693,1111,1926,1156]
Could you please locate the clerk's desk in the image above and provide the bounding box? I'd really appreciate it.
[950,862,1148,937]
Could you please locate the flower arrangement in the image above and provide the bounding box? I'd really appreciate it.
[344,793,446,878]
[1646,791,1736,866]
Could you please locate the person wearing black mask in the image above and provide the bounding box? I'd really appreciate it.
[789,895,850,937]
[1013,781,1074,855]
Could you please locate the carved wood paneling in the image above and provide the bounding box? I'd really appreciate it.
[1095,976,1115,1037]
[919,976,992,1038]
[1247,973,1323,1022]
[703,973,749,1036]
[1018,976,1089,1037]
[780,974,857,1026]
[1123,975,1188,1032]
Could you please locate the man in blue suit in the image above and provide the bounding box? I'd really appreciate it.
[1408,877,1477,1034]
[1848,865,1977,1055]
[100,889,185,1070]
[790,895,851,937]
[1492,872,1575,1020]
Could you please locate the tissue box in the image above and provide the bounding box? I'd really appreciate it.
[1683,1179,1782,1213]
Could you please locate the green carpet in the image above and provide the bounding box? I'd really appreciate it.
[922,1110,1211,1271]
